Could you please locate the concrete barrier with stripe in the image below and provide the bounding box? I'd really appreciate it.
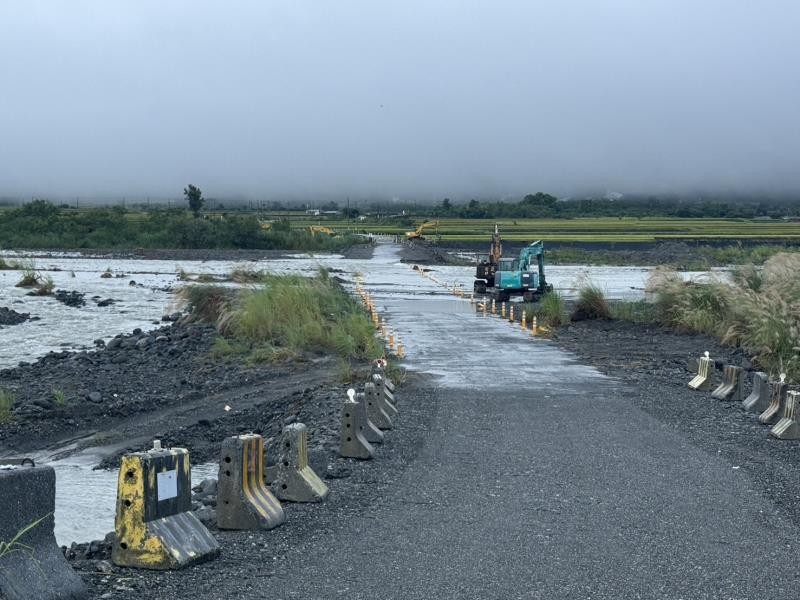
[711,365,744,401]
[742,372,770,413]
[0,464,87,600]
[688,353,714,391]
[365,381,393,430]
[759,381,788,425]
[218,434,285,530]
[112,444,220,570]
[266,423,329,502]
[770,391,800,440]
[371,373,399,418]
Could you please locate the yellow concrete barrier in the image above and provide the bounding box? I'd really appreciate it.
[113,443,220,570]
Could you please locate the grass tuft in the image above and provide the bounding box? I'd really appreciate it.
[0,389,15,423]
[28,276,55,296]
[647,253,800,381]
[537,291,569,328]
[182,270,382,362]
[229,268,264,283]
[572,284,611,320]
[52,388,67,407]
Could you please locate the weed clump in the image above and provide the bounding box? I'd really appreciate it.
[180,270,382,362]
[15,268,41,288]
[0,389,15,423]
[648,253,800,381]
[27,276,55,296]
[537,291,568,328]
[572,285,611,320]
[52,388,67,407]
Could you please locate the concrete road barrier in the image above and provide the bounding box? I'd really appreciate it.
[218,434,285,531]
[113,443,220,570]
[688,352,714,391]
[373,360,396,394]
[340,389,375,460]
[0,465,87,600]
[711,365,744,401]
[742,372,770,413]
[758,380,788,425]
[372,373,399,415]
[354,389,384,444]
[366,381,394,430]
[266,424,329,502]
[770,391,800,440]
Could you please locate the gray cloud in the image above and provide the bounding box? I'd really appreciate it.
[1,0,798,200]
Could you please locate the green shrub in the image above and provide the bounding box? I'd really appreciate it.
[52,388,67,407]
[538,291,568,328]
[178,285,235,324]
[0,389,15,423]
[15,269,41,288]
[0,202,361,251]
[182,271,382,362]
[28,276,55,296]
[648,254,800,381]
[573,285,611,320]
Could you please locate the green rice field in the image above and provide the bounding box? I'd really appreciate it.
[285,217,800,244]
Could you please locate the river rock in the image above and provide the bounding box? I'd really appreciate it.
[0,306,31,326]
[87,391,102,403]
[194,506,216,527]
[105,337,122,350]
[54,290,86,307]
[135,337,154,350]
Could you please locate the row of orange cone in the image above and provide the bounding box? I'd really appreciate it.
[354,277,406,359]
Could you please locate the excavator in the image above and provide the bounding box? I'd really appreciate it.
[473,225,503,294]
[405,220,439,240]
[488,240,553,302]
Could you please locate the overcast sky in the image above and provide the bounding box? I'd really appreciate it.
[1,1,798,200]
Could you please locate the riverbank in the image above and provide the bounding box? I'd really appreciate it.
[0,320,352,469]
[550,318,800,526]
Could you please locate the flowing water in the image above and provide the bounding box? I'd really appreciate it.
[0,246,720,544]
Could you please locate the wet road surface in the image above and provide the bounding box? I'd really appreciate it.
[98,243,799,598]
[262,243,797,598]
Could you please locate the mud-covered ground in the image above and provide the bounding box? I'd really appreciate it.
[551,318,800,526]
[0,319,354,470]
[398,242,470,265]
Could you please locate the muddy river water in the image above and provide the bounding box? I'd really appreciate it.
[0,245,719,544]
